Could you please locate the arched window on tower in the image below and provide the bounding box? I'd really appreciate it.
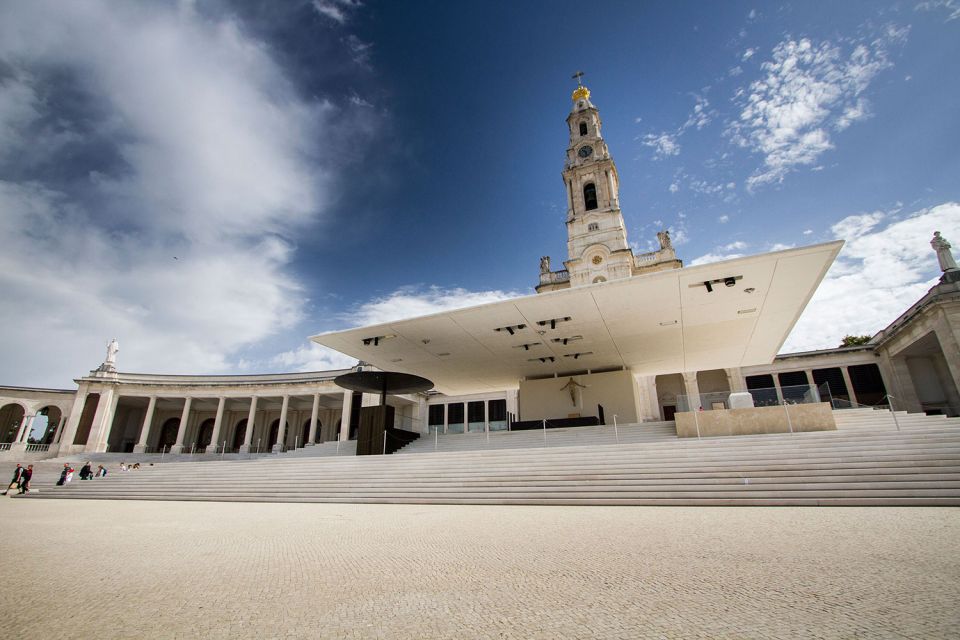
[583,183,598,211]
[588,222,599,232]
[579,121,588,136]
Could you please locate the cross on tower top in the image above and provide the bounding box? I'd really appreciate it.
[572,71,585,87]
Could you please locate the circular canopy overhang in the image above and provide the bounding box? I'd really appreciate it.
[334,371,433,404]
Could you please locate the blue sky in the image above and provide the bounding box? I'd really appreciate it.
[1,0,958,387]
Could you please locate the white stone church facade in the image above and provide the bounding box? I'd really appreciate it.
[2,83,959,460]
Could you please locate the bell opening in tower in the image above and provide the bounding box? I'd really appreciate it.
[583,183,598,210]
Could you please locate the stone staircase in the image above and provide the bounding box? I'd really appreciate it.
[18,420,960,505]
[832,407,960,431]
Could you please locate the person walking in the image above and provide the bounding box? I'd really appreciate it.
[2,464,23,495]
[17,465,33,494]
[56,463,69,486]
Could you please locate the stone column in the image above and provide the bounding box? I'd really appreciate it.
[682,372,702,412]
[133,396,157,453]
[169,397,192,454]
[53,414,67,443]
[484,399,490,433]
[13,414,30,443]
[840,367,857,406]
[307,393,319,445]
[240,396,258,453]
[725,368,746,393]
[273,395,289,452]
[87,387,117,453]
[209,397,226,452]
[58,385,90,453]
[339,390,352,441]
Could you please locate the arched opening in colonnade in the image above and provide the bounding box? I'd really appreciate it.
[0,403,25,443]
[267,419,288,450]
[195,418,215,451]
[157,418,179,451]
[37,406,63,444]
[232,419,247,452]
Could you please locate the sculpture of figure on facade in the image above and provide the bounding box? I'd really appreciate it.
[105,338,120,365]
[540,256,551,275]
[931,231,958,272]
[657,230,672,250]
[560,377,587,407]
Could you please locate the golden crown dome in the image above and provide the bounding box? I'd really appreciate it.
[572,85,590,101]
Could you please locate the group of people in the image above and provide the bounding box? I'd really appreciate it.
[2,464,33,495]
[3,460,144,495]
[61,462,110,484]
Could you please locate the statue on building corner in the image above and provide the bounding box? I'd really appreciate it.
[931,231,958,272]
[96,338,120,373]
[540,256,551,275]
[657,230,672,251]
[105,338,120,366]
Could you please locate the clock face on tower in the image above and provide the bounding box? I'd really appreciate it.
[577,145,593,158]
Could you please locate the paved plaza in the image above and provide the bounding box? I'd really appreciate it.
[1,499,958,639]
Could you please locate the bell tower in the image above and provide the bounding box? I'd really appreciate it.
[536,74,682,294]
[561,75,634,287]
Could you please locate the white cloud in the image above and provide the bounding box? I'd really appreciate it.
[729,66,744,77]
[729,30,906,191]
[916,0,960,21]
[312,0,362,24]
[271,343,358,373]
[640,94,713,158]
[689,252,745,266]
[742,48,756,61]
[768,242,796,251]
[0,2,365,386]
[722,241,748,251]
[345,286,521,327]
[831,211,885,238]
[783,202,960,352]
[642,132,680,157]
[682,95,711,130]
[803,229,814,235]
[669,183,679,193]
[718,215,730,223]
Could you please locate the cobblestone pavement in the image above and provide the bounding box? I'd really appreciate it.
[1,500,958,639]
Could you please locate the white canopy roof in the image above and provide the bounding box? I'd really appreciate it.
[311,241,842,395]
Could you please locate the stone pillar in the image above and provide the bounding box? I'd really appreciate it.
[682,372,702,412]
[86,387,117,453]
[14,414,30,443]
[240,396,258,453]
[209,397,226,452]
[339,390,352,441]
[133,396,157,453]
[725,368,746,393]
[273,395,289,452]
[58,384,90,453]
[307,393,319,445]
[53,414,67,443]
[840,367,857,406]
[169,397,192,454]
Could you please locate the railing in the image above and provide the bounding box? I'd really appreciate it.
[676,384,822,412]
[539,270,570,285]
[0,443,11,451]
[25,444,49,452]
